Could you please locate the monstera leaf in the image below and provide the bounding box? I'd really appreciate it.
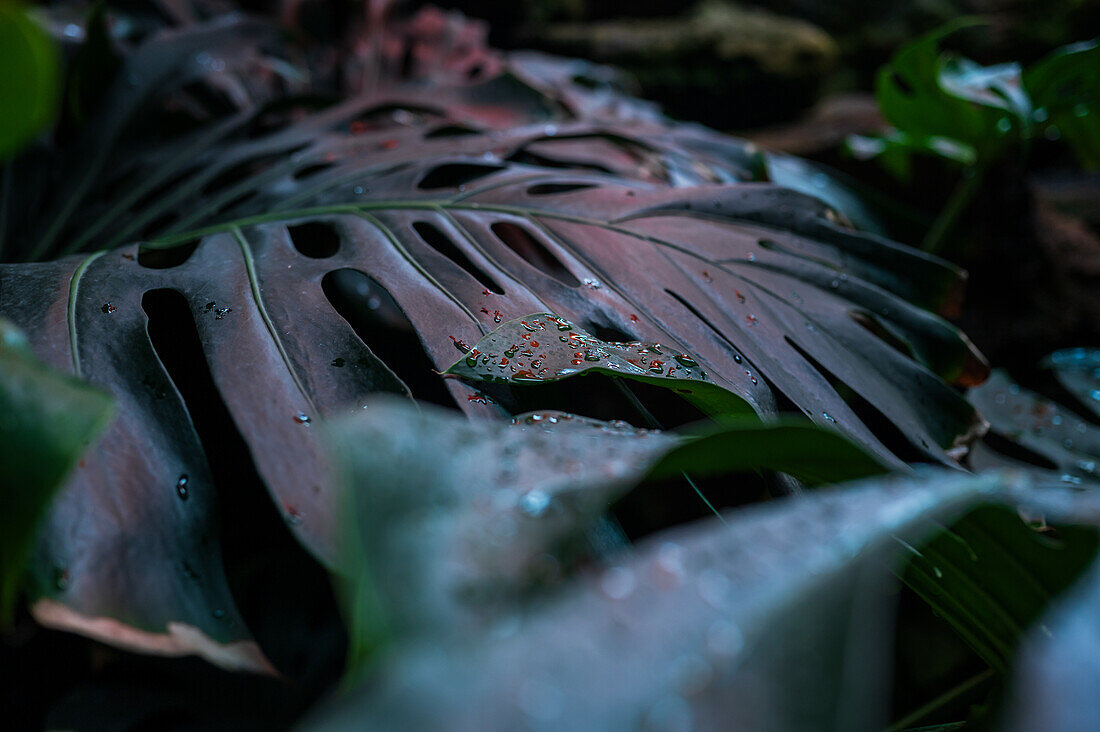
[0,5,991,671]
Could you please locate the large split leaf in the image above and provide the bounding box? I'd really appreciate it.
[0,319,112,621]
[0,5,988,668]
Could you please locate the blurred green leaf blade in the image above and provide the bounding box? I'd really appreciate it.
[0,317,113,620]
[0,1,60,159]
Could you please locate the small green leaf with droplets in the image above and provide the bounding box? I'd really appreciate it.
[444,313,757,420]
[0,318,114,622]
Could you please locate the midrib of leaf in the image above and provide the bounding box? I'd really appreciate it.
[231,226,318,415]
[67,251,107,377]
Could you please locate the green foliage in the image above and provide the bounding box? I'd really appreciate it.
[0,318,113,621]
[871,19,1026,167]
[1025,40,1100,169]
[856,20,1098,176]
[0,1,59,160]
[849,20,1099,252]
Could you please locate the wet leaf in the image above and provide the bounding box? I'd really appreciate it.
[1043,348,1100,421]
[312,471,1042,731]
[0,5,985,668]
[0,318,112,621]
[443,312,757,420]
[968,369,1100,487]
[326,397,890,659]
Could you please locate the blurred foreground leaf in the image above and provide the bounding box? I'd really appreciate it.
[0,318,112,620]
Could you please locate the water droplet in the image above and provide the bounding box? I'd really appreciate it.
[701,271,713,283]
[582,278,601,289]
[520,490,551,517]
[674,354,698,368]
[63,23,82,39]
[600,566,636,600]
[706,620,743,657]
[331,357,346,367]
[822,412,836,423]
[293,412,311,425]
[212,608,227,619]
[215,306,232,319]
[996,117,1012,133]
[176,474,190,500]
[353,185,365,195]
[101,302,116,314]
[1074,103,1089,118]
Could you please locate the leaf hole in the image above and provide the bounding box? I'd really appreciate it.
[526,183,598,196]
[138,239,201,269]
[289,222,340,259]
[848,310,917,360]
[424,124,480,138]
[293,162,336,181]
[142,288,348,684]
[412,221,504,294]
[490,222,581,287]
[979,431,1060,472]
[783,335,928,462]
[417,163,503,190]
[322,269,459,409]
